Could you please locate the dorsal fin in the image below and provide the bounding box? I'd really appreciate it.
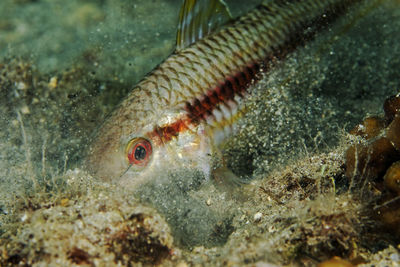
[176,0,232,51]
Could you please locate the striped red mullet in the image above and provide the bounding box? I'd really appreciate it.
[85,0,363,186]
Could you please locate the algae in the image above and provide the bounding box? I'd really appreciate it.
[1,0,400,266]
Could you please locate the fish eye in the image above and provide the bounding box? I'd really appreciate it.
[125,138,152,166]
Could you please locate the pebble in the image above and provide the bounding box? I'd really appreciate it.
[16,81,27,90]
[20,105,30,114]
[60,198,69,207]
[48,77,58,89]
[254,212,262,222]
[21,212,28,222]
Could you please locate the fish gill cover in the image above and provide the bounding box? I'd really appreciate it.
[0,0,400,266]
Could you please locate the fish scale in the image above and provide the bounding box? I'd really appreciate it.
[86,0,363,185]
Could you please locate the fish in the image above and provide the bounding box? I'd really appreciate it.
[85,0,365,188]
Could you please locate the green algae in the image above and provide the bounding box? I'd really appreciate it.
[0,0,400,266]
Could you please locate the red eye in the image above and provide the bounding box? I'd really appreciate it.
[126,138,152,166]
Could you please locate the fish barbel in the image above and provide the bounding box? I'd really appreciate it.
[85,0,363,187]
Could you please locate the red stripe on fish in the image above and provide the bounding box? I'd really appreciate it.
[185,63,260,123]
[147,63,260,144]
[149,118,191,145]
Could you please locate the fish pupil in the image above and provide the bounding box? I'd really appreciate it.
[134,145,146,160]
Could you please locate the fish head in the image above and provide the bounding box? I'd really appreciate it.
[84,88,212,188]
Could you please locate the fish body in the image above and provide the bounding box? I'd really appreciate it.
[85,0,361,187]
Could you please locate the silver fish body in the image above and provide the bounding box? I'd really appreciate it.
[85,0,362,187]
